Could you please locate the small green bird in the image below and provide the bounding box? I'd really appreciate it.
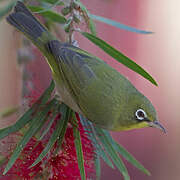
[7,1,166,132]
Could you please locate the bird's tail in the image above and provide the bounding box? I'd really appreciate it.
[6,1,55,52]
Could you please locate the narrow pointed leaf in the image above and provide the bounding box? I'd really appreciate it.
[37,0,64,6]
[54,105,71,154]
[37,106,59,141]
[3,99,56,175]
[33,0,63,13]
[36,80,55,104]
[73,114,86,180]
[94,143,114,169]
[89,18,96,36]
[0,100,37,140]
[0,80,55,140]
[102,130,150,176]
[90,131,114,169]
[28,6,66,24]
[89,127,114,169]
[94,156,101,180]
[79,115,114,169]
[115,142,150,176]
[90,14,153,34]
[95,127,130,180]
[31,104,70,167]
[81,32,157,86]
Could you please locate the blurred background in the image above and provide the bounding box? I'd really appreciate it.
[0,0,178,179]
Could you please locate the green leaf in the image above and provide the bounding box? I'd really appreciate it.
[94,156,101,180]
[95,127,130,180]
[54,105,71,154]
[37,0,64,6]
[28,6,66,24]
[0,106,33,140]
[37,105,59,141]
[102,130,150,176]
[81,32,157,86]
[91,132,114,169]
[31,104,70,167]
[34,0,63,13]
[63,17,72,32]
[36,80,55,104]
[73,114,86,180]
[3,98,57,175]
[94,143,114,169]
[79,115,114,169]
[115,142,150,176]
[90,14,153,34]
[0,80,55,140]
[89,18,96,36]
[37,115,55,141]
[89,129,115,169]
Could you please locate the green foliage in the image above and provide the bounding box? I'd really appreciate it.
[90,14,153,34]
[94,156,101,180]
[30,104,70,167]
[81,32,157,86]
[28,6,66,24]
[0,81,55,139]
[102,131,150,175]
[3,98,57,175]
[73,113,86,180]
[95,127,130,180]
[37,0,64,6]
[54,106,70,154]
[80,115,150,179]
[80,115,114,169]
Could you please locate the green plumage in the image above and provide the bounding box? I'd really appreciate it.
[6,1,165,132]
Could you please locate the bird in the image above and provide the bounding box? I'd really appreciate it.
[6,1,166,132]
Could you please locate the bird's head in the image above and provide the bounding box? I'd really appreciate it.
[114,91,166,133]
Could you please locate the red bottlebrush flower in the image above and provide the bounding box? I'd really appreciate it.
[48,114,94,180]
[9,139,44,179]
[1,80,95,179]
[0,138,44,180]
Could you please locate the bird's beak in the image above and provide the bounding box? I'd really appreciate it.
[148,121,166,133]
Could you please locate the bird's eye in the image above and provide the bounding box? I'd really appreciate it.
[135,109,147,120]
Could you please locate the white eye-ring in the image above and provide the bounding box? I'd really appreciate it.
[135,109,147,120]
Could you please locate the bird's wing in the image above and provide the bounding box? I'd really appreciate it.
[47,40,100,103]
